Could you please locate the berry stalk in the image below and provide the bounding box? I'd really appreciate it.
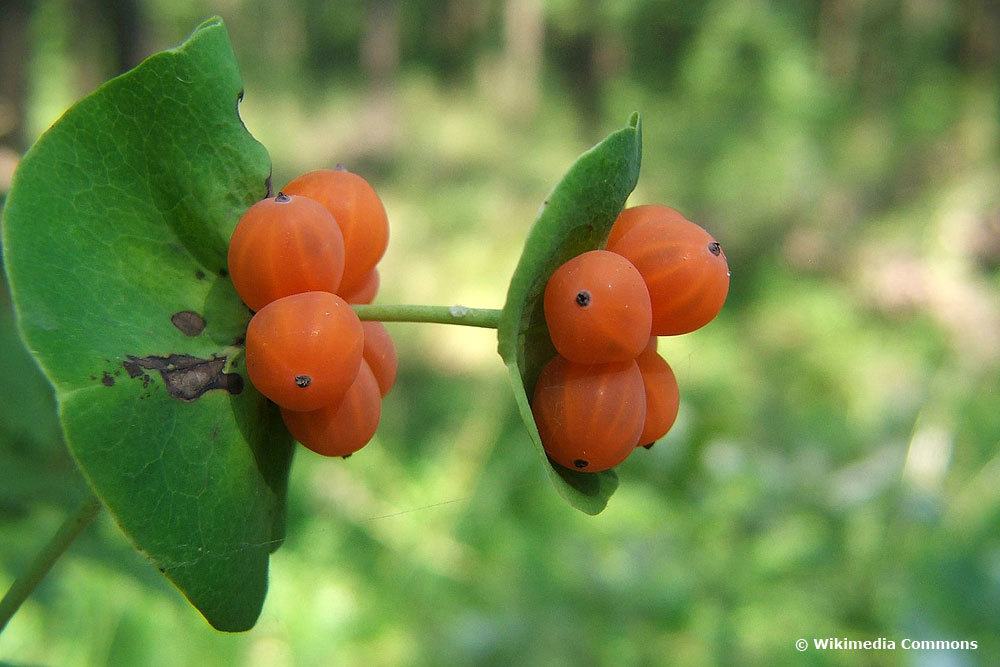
[352,304,501,330]
[0,492,102,633]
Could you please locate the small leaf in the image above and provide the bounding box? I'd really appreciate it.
[497,115,642,514]
[1,18,292,631]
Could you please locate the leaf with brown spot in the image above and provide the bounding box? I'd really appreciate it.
[1,19,292,631]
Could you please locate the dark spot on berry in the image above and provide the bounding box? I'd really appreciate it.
[295,375,312,388]
[171,311,206,337]
[575,290,591,307]
[573,459,589,469]
[101,371,115,387]
[275,192,291,203]
[708,242,721,256]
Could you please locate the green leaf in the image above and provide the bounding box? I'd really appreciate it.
[1,18,292,631]
[497,114,642,515]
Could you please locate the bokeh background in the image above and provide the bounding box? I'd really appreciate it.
[1,1,998,664]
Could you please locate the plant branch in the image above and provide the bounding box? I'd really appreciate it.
[0,492,102,633]
[353,304,502,329]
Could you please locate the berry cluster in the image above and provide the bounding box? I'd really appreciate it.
[227,168,397,458]
[532,205,730,473]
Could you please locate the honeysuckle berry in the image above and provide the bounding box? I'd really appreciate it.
[531,355,646,472]
[361,321,398,397]
[635,336,680,447]
[245,291,363,412]
[543,250,652,364]
[342,268,380,305]
[282,168,389,297]
[607,205,730,336]
[280,361,382,458]
[227,193,346,311]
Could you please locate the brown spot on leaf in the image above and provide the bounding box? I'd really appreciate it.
[123,354,243,401]
[195,269,206,280]
[101,371,115,387]
[171,311,206,337]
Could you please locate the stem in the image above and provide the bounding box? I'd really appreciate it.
[353,304,502,330]
[0,492,101,633]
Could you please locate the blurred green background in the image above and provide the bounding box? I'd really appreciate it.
[1,0,998,664]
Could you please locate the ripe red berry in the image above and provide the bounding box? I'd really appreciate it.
[605,204,687,249]
[245,291,363,412]
[635,337,680,446]
[607,205,729,336]
[342,268,380,305]
[543,250,652,364]
[227,193,345,311]
[531,355,646,472]
[282,168,389,297]
[361,321,398,397]
[281,361,382,458]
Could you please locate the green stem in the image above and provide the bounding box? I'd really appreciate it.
[0,492,101,633]
[353,304,502,329]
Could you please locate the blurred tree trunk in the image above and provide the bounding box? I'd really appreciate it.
[561,29,600,138]
[963,0,998,73]
[106,0,145,74]
[818,0,859,83]
[68,0,145,95]
[549,0,603,139]
[0,0,31,154]
[360,0,400,162]
[500,0,543,120]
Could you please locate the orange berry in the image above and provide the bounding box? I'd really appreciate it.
[543,250,652,364]
[342,268,380,304]
[607,205,729,336]
[283,168,389,296]
[605,204,687,249]
[361,321,398,396]
[227,193,345,311]
[281,361,382,458]
[635,337,680,446]
[245,291,363,412]
[531,355,645,472]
